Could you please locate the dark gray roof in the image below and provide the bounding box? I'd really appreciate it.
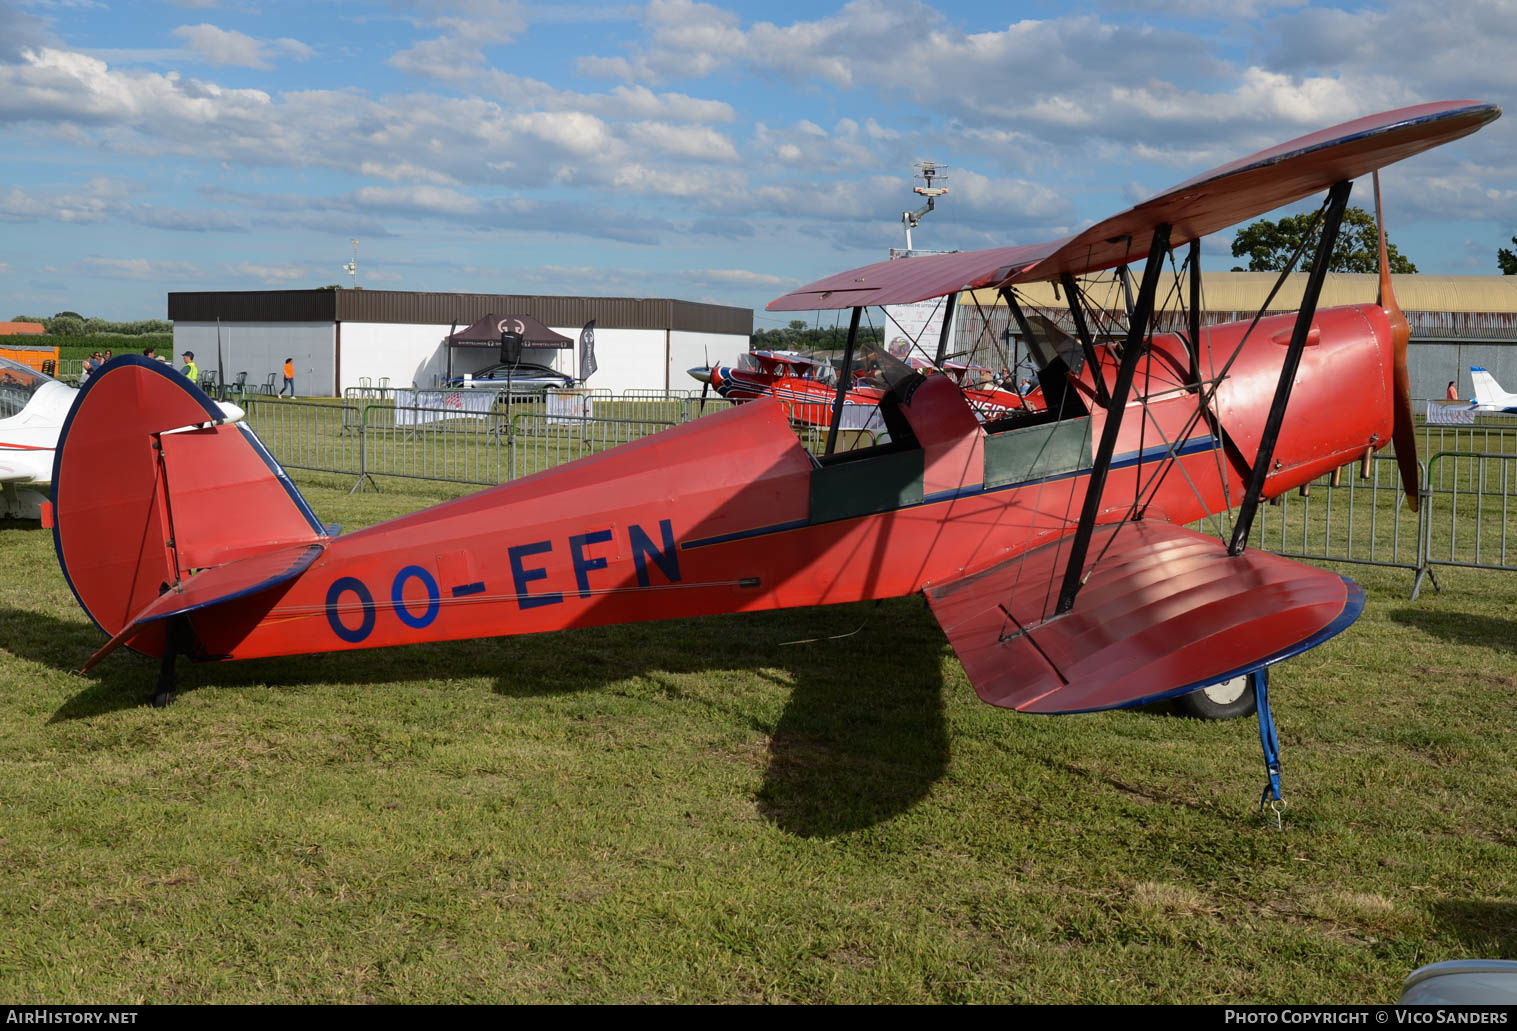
[167,289,752,335]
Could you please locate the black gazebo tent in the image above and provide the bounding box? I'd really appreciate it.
[444,313,574,381]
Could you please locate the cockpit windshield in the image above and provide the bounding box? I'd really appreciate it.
[843,339,918,398]
[1020,314,1085,376]
[0,356,57,420]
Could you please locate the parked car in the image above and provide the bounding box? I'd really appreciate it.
[445,362,575,391]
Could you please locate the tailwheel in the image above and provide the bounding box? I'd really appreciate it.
[1176,671,1258,721]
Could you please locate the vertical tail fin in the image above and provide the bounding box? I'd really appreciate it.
[1469,367,1517,407]
[53,356,327,652]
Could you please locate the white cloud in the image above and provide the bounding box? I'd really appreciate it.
[82,257,199,279]
[229,262,307,283]
[357,161,461,186]
[351,185,482,216]
[172,24,313,70]
[0,176,128,223]
[622,121,738,162]
[695,268,795,287]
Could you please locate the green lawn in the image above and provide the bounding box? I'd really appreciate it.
[1,477,1514,1003]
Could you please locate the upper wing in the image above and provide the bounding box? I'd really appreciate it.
[767,100,1499,312]
[923,521,1362,714]
[766,240,1062,312]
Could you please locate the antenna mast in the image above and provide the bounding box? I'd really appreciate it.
[343,239,359,288]
[902,161,948,252]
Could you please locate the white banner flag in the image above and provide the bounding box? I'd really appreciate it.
[394,389,495,426]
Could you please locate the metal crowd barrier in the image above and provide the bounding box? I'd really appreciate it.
[1247,447,1517,598]
[1421,450,1516,585]
[243,398,364,480]
[358,402,510,488]
[247,399,1517,599]
[243,392,888,495]
[1251,454,1424,575]
[620,388,702,401]
[507,412,676,481]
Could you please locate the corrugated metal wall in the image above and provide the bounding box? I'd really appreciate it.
[951,297,1517,402]
[168,290,751,335]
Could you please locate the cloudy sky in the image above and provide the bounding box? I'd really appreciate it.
[2,0,1513,328]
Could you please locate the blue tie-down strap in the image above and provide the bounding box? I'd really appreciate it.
[1255,667,1285,830]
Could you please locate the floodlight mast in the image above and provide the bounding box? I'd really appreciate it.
[902,161,948,251]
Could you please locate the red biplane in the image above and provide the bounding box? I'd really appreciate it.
[50,101,1498,808]
[926,359,1044,419]
[687,349,884,427]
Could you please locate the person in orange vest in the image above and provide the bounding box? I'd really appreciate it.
[280,357,295,397]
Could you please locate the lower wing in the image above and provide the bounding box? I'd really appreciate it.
[924,521,1362,714]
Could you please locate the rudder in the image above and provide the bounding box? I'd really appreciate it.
[53,356,327,653]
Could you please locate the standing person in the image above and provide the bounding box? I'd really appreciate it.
[79,351,102,386]
[144,346,157,361]
[1446,380,1459,400]
[180,350,198,381]
[280,357,295,397]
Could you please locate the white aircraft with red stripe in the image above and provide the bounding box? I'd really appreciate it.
[0,356,76,519]
[1,354,244,520]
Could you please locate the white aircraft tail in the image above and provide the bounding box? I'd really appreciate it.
[1469,367,1517,407]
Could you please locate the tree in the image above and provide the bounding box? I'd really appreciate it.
[1499,236,1517,275]
[1230,206,1417,274]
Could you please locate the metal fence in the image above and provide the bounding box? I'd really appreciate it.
[508,412,677,480]
[1245,445,1517,597]
[1251,454,1424,574]
[1422,450,1516,579]
[241,388,889,496]
[359,402,511,488]
[240,392,1516,595]
[243,398,363,479]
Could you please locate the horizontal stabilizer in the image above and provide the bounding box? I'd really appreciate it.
[81,543,324,672]
[924,522,1362,714]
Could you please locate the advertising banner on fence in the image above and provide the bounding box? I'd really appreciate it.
[547,389,595,424]
[394,389,495,426]
[1426,400,1477,425]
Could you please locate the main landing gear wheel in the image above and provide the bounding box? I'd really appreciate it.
[1176,671,1259,721]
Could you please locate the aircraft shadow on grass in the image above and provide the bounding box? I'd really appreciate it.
[1431,900,1517,960]
[2,600,950,839]
[1387,608,1517,656]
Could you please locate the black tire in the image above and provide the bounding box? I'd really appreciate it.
[1175,672,1258,721]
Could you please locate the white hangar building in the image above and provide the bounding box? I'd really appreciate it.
[166,289,753,397]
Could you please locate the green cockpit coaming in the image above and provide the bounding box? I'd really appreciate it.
[983,415,1093,489]
[808,447,926,524]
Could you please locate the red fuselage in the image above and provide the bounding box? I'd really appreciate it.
[176,303,1395,663]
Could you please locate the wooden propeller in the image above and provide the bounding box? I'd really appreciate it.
[1376,172,1419,508]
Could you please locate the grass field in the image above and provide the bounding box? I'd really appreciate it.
[2,472,1515,1003]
